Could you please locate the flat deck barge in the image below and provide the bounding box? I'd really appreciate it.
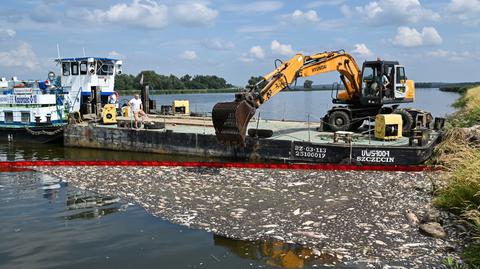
[64,115,441,165]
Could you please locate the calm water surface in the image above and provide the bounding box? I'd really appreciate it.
[0,89,458,268]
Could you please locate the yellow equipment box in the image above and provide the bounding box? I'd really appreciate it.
[122,106,129,117]
[375,114,402,140]
[172,100,190,115]
[102,104,117,124]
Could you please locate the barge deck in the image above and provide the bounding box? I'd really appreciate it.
[64,115,441,165]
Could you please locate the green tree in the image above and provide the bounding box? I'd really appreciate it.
[304,79,313,89]
[115,74,137,93]
[115,71,234,94]
[247,76,264,87]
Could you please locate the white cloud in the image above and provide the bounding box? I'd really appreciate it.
[239,56,254,63]
[0,29,16,39]
[352,43,373,58]
[223,1,283,13]
[173,2,218,27]
[180,50,197,60]
[240,45,265,63]
[270,40,295,56]
[0,42,39,70]
[427,49,480,61]
[427,49,450,58]
[108,51,122,58]
[202,38,235,50]
[392,26,442,47]
[446,0,480,25]
[283,10,319,24]
[421,27,443,45]
[249,46,265,59]
[85,0,218,29]
[237,26,276,33]
[344,0,440,25]
[88,0,168,29]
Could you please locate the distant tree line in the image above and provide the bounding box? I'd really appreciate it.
[115,71,235,94]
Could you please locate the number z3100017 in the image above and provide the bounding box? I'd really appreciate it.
[293,145,327,159]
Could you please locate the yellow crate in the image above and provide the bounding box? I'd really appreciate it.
[375,114,402,140]
[102,104,117,124]
[172,100,190,115]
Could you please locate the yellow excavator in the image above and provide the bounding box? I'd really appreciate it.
[212,50,427,146]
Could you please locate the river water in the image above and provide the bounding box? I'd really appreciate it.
[0,89,459,268]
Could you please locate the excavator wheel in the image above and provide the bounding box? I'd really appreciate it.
[393,109,414,132]
[328,110,351,132]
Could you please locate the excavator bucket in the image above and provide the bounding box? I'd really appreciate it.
[212,100,256,146]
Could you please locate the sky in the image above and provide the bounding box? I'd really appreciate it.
[0,0,478,86]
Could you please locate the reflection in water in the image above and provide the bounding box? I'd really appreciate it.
[214,235,338,268]
[0,141,214,162]
[64,190,123,220]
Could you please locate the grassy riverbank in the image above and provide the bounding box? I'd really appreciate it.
[432,85,480,267]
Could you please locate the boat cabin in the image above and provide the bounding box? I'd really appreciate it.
[56,57,122,115]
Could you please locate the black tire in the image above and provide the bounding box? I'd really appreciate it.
[248,128,273,138]
[144,122,165,129]
[393,109,414,131]
[328,110,351,132]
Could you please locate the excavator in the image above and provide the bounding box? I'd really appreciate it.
[212,50,428,146]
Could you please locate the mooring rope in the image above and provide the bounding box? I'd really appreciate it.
[24,125,65,136]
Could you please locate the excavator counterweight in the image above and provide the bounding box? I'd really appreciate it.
[212,100,256,146]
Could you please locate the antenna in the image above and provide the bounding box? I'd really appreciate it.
[83,48,86,57]
[56,44,61,59]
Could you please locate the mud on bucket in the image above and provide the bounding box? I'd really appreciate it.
[212,100,256,146]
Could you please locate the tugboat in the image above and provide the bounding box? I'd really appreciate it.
[0,57,122,144]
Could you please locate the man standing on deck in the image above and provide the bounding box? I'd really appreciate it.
[128,94,147,128]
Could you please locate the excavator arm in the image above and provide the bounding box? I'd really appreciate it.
[212,50,362,146]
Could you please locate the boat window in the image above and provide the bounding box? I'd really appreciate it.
[62,62,70,76]
[71,62,79,76]
[21,112,30,124]
[80,61,87,75]
[97,61,114,76]
[4,111,13,123]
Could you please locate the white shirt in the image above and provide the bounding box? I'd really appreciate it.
[129,98,142,111]
[381,75,389,86]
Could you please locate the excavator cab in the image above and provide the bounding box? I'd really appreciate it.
[353,61,414,106]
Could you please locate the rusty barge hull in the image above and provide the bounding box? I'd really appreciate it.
[64,118,441,165]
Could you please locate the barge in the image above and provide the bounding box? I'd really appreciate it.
[64,115,442,165]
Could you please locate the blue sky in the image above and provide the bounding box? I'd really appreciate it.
[0,0,478,86]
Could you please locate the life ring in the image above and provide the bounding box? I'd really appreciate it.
[108,91,120,104]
